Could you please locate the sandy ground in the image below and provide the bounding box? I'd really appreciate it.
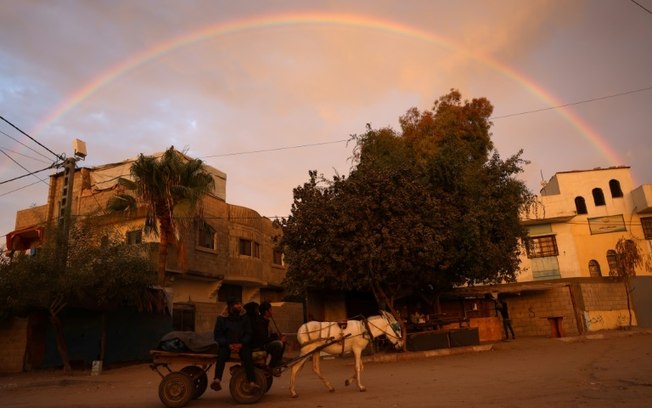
[1,329,651,408]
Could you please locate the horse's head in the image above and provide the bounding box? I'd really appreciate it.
[379,310,403,350]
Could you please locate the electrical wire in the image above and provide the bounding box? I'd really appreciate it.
[0,161,57,185]
[0,179,44,198]
[0,129,54,162]
[630,0,652,15]
[199,139,349,159]
[0,144,52,164]
[491,85,652,120]
[0,114,63,160]
[0,147,54,185]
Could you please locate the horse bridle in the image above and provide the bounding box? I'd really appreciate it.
[365,314,402,344]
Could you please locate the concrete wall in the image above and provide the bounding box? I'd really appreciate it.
[631,276,652,327]
[0,318,28,373]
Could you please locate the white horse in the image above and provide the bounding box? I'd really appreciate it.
[288,311,403,398]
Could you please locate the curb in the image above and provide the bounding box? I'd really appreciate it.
[557,327,652,343]
[362,344,494,364]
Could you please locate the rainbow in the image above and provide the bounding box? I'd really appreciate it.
[32,11,623,166]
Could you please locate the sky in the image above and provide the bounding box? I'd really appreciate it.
[1,0,651,241]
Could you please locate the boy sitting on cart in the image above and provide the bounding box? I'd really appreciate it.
[211,297,259,391]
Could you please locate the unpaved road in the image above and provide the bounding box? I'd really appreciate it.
[2,330,651,407]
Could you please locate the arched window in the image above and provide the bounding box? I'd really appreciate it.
[588,259,602,277]
[609,179,623,198]
[592,188,606,206]
[606,249,618,275]
[574,196,588,215]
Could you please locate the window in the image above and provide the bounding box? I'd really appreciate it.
[126,230,142,245]
[238,238,260,258]
[592,188,605,206]
[525,235,559,258]
[609,179,623,198]
[273,250,284,265]
[641,217,652,240]
[197,223,216,250]
[239,238,252,256]
[588,259,602,277]
[574,196,587,215]
[607,249,618,275]
[172,303,195,331]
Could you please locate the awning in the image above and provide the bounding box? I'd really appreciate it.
[5,226,44,251]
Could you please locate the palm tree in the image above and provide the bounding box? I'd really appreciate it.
[107,147,215,285]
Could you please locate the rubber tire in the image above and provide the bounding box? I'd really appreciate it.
[158,372,194,408]
[180,365,208,399]
[229,367,266,404]
[264,369,273,392]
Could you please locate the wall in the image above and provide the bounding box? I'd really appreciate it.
[468,317,502,342]
[0,318,28,373]
[632,276,652,327]
[581,281,635,331]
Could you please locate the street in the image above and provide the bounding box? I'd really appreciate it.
[2,330,651,407]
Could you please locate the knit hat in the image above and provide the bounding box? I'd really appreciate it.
[259,301,272,314]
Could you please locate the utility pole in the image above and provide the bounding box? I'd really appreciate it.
[58,157,77,235]
[57,139,87,251]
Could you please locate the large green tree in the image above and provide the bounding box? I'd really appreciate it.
[0,222,157,372]
[107,147,215,285]
[278,90,533,326]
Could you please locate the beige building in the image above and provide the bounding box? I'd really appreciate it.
[6,151,290,333]
[519,166,652,282]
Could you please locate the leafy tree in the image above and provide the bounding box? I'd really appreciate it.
[0,222,158,372]
[611,238,652,327]
[278,90,533,331]
[107,147,215,285]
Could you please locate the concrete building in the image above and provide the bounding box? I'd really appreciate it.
[5,150,292,333]
[519,166,652,281]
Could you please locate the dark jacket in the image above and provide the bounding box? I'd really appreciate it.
[250,315,276,350]
[213,308,252,347]
[496,300,510,319]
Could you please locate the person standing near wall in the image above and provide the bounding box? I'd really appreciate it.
[495,298,516,340]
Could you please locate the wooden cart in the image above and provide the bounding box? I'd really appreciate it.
[150,350,271,407]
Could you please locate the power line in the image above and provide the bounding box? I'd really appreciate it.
[0,161,56,185]
[630,0,652,15]
[0,114,63,160]
[491,85,652,120]
[0,144,52,164]
[0,129,54,162]
[0,179,44,198]
[0,148,51,186]
[199,139,349,159]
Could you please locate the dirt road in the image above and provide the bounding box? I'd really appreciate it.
[2,330,651,407]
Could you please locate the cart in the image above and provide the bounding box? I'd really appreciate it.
[150,335,348,407]
[150,349,271,407]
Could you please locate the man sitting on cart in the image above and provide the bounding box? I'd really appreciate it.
[251,301,286,371]
[212,297,259,391]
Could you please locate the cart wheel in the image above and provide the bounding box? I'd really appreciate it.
[229,367,266,404]
[181,365,208,399]
[264,369,273,392]
[159,372,194,408]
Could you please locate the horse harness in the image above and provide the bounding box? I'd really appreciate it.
[301,319,372,356]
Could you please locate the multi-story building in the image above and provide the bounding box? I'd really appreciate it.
[519,166,652,281]
[444,166,652,341]
[5,150,288,333]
